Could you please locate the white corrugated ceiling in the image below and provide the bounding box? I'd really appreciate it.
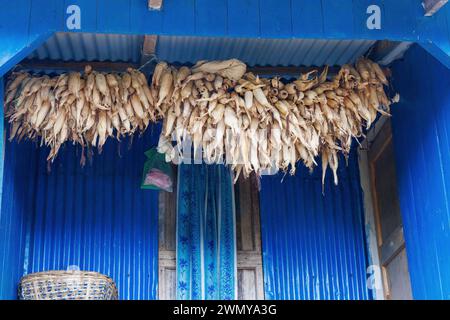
[156,36,375,67]
[28,33,144,63]
[26,32,379,68]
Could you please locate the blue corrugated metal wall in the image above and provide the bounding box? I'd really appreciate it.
[391,45,450,299]
[0,76,23,299]
[260,152,370,300]
[0,126,161,300]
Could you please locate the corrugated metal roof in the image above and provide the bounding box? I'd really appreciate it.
[26,33,375,67]
[260,151,371,300]
[0,126,161,300]
[27,33,144,63]
[156,36,375,67]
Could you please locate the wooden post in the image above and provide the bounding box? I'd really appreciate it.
[16,59,138,73]
[423,0,448,16]
[140,35,158,74]
[141,35,158,61]
[148,0,163,10]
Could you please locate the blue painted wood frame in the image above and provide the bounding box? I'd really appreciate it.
[1,0,450,76]
[391,44,450,299]
[0,77,3,213]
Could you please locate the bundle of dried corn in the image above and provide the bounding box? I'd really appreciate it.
[5,66,157,162]
[156,58,399,185]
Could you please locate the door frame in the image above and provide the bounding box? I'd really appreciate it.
[157,167,265,300]
[357,116,390,300]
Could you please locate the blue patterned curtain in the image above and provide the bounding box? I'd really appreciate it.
[176,164,237,300]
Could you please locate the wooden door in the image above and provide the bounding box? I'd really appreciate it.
[368,120,413,300]
[158,169,264,300]
[235,174,265,300]
[158,166,177,300]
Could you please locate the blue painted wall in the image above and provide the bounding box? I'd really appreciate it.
[260,152,370,300]
[391,45,450,299]
[0,76,23,299]
[2,1,450,76]
[0,126,161,300]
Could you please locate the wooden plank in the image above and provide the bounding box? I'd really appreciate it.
[130,0,163,35]
[195,0,227,35]
[29,0,62,38]
[17,59,139,73]
[384,248,413,299]
[380,227,405,265]
[238,269,257,300]
[158,165,177,299]
[3,0,449,53]
[159,266,176,300]
[148,0,163,10]
[0,2,46,75]
[141,35,158,67]
[0,0,429,40]
[143,35,158,55]
[18,58,338,79]
[162,0,195,35]
[383,0,417,39]
[423,0,448,16]
[237,253,264,266]
[97,0,131,33]
[227,0,260,37]
[291,0,324,38]
[259,0,292,37]
[368,120,392,162]
[322,0,354,38]
[158,165,177,252]
[235,173,264,300]
[358,143,386,299]
[236,175,256,251]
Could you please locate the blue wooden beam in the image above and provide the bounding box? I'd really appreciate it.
[423,0,448,16]
[0,32,54,77]
[416,3,450,69]
[0,77,4,215]
[0,1,59,76]
[1,0,450,74]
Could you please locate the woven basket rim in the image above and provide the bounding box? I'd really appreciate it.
[20,270,115,282]
[19,270,119,300]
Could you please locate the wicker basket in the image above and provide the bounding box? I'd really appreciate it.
[18,271,118,300]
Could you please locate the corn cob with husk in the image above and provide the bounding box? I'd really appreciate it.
[155,58,398,186]
[5,65,158,163]
[4,58,398,187]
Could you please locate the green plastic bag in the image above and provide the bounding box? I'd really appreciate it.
[141,148,174,192]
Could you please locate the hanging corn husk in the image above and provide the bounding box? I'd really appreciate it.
[155,58,398,186]
[4,57,398,187]
[5,66,158,163]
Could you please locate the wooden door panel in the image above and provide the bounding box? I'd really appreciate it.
[158,166,177,300]
[158,169,264,300]
[385,248,413,300]
[372,141,402,241]
[235,174,264,300]
[368,120,412,300]
[159,264,176,300]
